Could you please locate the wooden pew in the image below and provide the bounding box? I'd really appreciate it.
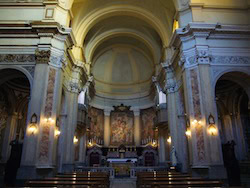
[136,171,223,188]
[25,171,109,188]
[26,180,107,187]
[138,180,223,188]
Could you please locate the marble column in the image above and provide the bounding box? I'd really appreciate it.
[158,127,166,164]
[62,89,78,172]
[78,131,87,165]
[1,113,19,162]
[57,114,67,173]
[133,109,141,146]
[162,62,188,172]
[176,90,189,173]
[104,109,111,147]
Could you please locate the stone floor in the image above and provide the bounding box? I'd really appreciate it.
[110,178,136,188]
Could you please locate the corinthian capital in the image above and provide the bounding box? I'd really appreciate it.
[35,50,51,64]
[161,64,176,94]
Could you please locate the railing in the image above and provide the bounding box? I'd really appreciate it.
[130,166,168,178]
[74,166,168,179]
[74,166,115,178]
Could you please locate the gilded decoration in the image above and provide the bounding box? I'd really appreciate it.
[39,68,56,163]
[89,107,104,141]
[141,108,156,141]
[190,69,205,162]
[110,111,134,146]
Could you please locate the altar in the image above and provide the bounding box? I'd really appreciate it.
[107,158,137,177]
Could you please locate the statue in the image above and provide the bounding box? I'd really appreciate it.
[170,146,178,167]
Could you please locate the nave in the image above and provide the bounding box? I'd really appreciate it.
[0,0,250,187]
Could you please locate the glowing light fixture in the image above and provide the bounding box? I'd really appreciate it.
[185,128,191,137]
[44,117,55,123]
[74,136,78,144]
[28,125,37,135]
[55,128,61,137]
[167,136,171,144]
[208,124,217,136]
[207,114,217,136]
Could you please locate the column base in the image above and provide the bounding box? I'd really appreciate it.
[17,165,55,179]
[62,163,75,172]
[191,165,227,179]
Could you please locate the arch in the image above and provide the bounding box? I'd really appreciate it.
[74,5,170,47]
[213,69,250,98]
[86,29,158,64]
[0,66,33,89]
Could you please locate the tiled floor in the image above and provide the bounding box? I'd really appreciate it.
[110,178,136,188]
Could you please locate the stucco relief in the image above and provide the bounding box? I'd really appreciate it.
[89,107,104,141]
[39,68,56,164]
[110,111,134,146]
[0,54,35,63]
[211,56,250,65]
[141,108,156,141]
[190,69,205,162]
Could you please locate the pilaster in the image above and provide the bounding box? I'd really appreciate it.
[18,50,65,178]
[181,49,226,178]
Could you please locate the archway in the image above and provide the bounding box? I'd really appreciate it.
[0,68,30,173]
[215,72,250,161]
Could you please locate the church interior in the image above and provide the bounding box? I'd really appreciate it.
[0,0,250,187]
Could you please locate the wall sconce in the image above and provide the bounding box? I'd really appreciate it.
[208,124,217,136]
[191,119,202,125]
[44,117,55,123]
[208,114,215,124]
[73,136,78,144]
[31,113,37,124]
[28,124,37,135]
[55,127,61,137]
[208,114,217,136]
[167,136,171,144]
[185,127,191,137]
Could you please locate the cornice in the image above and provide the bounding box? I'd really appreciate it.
[190,3,250,10]
[175,23,250,39]
[0,2,44,7]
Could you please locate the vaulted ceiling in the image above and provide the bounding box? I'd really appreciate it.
[71,0,176,108]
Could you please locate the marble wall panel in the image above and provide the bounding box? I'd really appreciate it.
[39,68,56,164]
[190,68,205,162]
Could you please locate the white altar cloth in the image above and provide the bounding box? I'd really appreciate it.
[107,158,137,163]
